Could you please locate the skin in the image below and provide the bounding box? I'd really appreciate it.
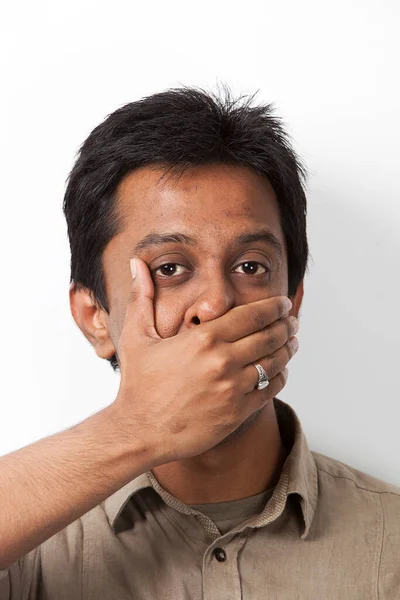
[70,163,303,504]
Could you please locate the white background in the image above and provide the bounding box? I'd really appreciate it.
[1,0,399,484]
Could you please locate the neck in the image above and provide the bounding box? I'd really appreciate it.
[151,399,287,505]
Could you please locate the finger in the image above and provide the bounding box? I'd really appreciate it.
[244,368,289,414]
[239,336,298,394]
[232,316,299,367]
[203,296,292,343]
[123,257,160,340]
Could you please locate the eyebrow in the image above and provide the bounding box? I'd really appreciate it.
[133,228,284,261]
[134,232,195,252]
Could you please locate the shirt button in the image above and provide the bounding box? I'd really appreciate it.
[213,547,227,562]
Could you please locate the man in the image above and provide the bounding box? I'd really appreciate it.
[0,87,399,599]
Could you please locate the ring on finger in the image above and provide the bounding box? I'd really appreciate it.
[253,363,270,390]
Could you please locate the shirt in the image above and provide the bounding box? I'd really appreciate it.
[189,487,274,535]
[1,396,400,600]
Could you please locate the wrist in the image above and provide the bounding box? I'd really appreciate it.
[84,403,157,487]
[103,401,159,473]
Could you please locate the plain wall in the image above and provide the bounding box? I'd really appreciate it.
[1,0,399,484]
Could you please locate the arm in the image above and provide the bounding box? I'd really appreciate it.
[0,403,152,570]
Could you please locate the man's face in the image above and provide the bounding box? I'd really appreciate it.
[102,163,290,349]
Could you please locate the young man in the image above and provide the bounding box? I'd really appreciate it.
[1,87,399,599]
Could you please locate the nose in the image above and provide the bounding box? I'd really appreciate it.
[184,275,236,328]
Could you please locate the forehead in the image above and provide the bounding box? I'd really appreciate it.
[116,163,283,241]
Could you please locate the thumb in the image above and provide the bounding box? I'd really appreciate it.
[125,257,160,340]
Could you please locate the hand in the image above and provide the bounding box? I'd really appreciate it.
[112,258,299,466]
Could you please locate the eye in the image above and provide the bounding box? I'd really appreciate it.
[233,261,269,275]
[153,263,188,278]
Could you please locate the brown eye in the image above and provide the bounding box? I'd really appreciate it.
[154,263,187,278]
[234,261,268,275]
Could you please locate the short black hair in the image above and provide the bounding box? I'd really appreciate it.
[63,86,309,371]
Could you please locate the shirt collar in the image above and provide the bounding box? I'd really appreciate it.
[104,397,318,539]
[271,397,318,539]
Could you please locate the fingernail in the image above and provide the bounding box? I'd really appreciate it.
[130,258,137,280]
[284,297,293,311]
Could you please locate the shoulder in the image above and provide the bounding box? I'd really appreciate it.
[311,452,400,596]
[312,450,400,534]
[311,450,400,497]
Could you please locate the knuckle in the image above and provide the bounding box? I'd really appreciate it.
[127,289,140,305]
[197,329,215,349]
[218,377,235,397]
[265,332,277,352]
[251,309,267,331]
[247,339,261,359]
[210,353,230,377]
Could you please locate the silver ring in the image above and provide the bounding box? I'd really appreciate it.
[254,363,270,390]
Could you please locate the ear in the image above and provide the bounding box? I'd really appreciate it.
[69,283,116,360]
[289,279,304,318]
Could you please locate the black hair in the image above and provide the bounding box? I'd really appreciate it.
[63,85,309,371]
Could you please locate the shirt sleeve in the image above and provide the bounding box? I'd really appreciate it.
[0,547,41,600]
[0,564,15,600]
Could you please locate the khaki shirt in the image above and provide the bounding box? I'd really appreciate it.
[1,397,400,599]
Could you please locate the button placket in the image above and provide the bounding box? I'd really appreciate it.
[203,536,244,600]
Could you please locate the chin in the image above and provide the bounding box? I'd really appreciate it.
[213,406,265,448]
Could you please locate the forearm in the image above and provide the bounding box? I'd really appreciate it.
[0,403,152,569]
